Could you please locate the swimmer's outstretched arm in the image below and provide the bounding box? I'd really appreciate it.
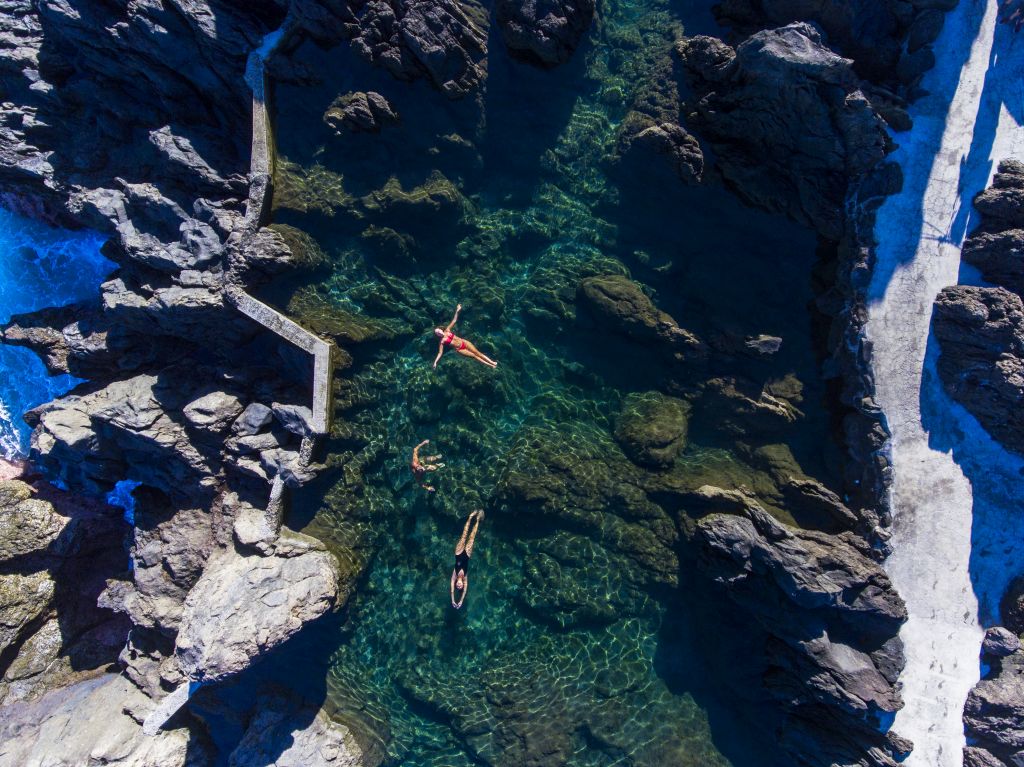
[445,303,462,333]
[433,343,444,369]
[450,569,458,607]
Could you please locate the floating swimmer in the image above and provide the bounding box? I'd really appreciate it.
[450,509,484,609]
[411,439,444,493]
[433,303,498,369]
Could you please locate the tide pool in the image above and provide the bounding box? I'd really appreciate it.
[0,207,112,457]
[265,0,845,763]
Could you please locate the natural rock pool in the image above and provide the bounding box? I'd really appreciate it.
[265,1,850,764]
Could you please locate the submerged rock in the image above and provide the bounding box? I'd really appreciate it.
[577,274,705,357]
[324,91,400,134]
[618,122,704,184]
[496,0,596,67]
[614,391,689,469]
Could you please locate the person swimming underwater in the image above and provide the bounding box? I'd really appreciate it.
[450,509,484,609]
[411,439,444,493]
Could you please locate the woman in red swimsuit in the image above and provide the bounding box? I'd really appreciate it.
[432,303,498,369]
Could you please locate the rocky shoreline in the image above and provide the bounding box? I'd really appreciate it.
[931,160,1024,767]
[0,1,360,764]
[0,1,962,766]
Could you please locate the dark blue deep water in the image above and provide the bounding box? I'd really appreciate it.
[268,1,839,764]
[0,208,111,456]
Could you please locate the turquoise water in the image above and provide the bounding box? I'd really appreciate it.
[269,1,842,764]
[0,208,111,456]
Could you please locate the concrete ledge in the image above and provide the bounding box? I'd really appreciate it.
[229,24,334,439]
[225,286,333,435]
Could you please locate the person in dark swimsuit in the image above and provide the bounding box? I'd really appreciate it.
[433,303,498,369]
[451,509,484,609]
[411,439,444,493]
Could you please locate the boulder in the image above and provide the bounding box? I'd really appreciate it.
[974,159,1024,228]
[678,23,890,239]
[963,228,1024,297]
[496,0,596,67]
[0,572,55,656]
[712,0,918,87]
[324,91,399,134]
[614,392,689,469]
[577,275,705,356]
[964,648,1024,766]
[228,693,377,767]
[174,531,341,682]
[933,285,1024,453]
[272,403,316,438]
[0,480,69,561]
[962,161,1024,297]
[233,403,275,437]
[182,391,244,432]
[983,627,1021,659]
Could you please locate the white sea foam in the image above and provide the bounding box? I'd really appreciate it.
[867,1,1024,763]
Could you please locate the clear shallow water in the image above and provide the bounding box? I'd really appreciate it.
[269,0,845,764]
[0,208,111,457]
